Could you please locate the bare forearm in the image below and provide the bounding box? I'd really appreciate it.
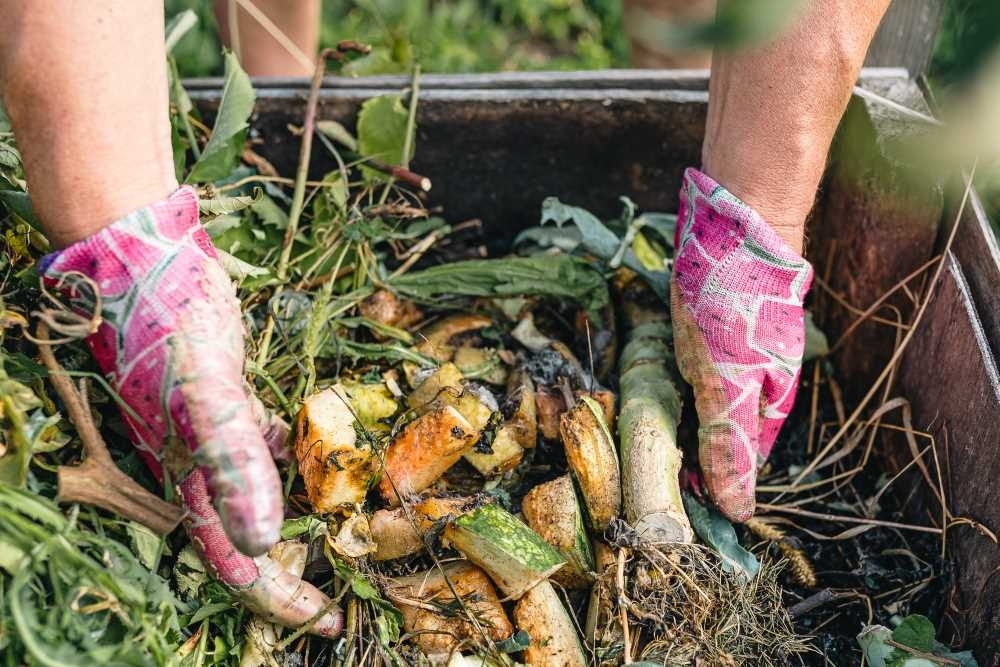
[702,0,891,252]
[0,2,176,248]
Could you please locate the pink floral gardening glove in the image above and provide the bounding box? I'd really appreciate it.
[671,168,813,522]
[41,187,342,635]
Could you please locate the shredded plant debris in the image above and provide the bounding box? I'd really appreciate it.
[0,32,988,667]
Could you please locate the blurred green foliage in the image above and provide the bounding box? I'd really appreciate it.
[930,0,1000,90]
[166,0,628,77]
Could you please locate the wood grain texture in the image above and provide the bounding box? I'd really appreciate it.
[947,188,1000,360]
[897,255,1000,662]
[810,78,944,395]
[865,0,944,77]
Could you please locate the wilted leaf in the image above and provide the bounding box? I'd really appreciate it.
[317,120,358,152]
[357,94,412,180]
[803,311,829,361]
[495,629,531,653]
[187,51,254,183]
[198,188,262,217]
[892,614,936,653]
[280,515,328,541]
[389,255,610,325]
[540,197,669,298]
[328,513,377,558]
[682,492,760,581]
[127,522,165,570]
[173,545,207,600]
[631,231,665,271]
[216,249,270,283]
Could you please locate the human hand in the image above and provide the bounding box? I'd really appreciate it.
[41,187,341,635]
[670,168,813,522]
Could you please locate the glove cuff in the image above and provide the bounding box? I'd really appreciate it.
[40,186,214,311]
[674,167,813,305]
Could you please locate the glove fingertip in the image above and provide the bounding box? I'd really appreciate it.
[706,470,757,524]
[313,607,346,638]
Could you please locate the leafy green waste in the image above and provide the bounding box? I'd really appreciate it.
[536,196,672,298]
[858,614,978,667]
[356,94,413,180]
[186,51,254,183]
[388,254,610,324]
[682,492,760,581]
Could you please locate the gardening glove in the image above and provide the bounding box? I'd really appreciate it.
[671,168,813,522]
[40,186,342,636]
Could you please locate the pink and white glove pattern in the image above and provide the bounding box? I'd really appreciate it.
[41,187,341,635]
[671,168,813,522]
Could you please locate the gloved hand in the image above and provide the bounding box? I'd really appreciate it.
[671,168,813,522]
[41,187,342,635]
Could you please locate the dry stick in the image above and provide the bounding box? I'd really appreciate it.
[828,255,939,354]
[784,164,978,496]
[756,503,943,535]
[36,323,185,536]
[885,639,961,666]
[255,49,333,367]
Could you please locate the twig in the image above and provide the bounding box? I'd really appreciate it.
[884,639,960,666]
[616,548,632,665]
[787,589,836,618]
[36,323,185,536]
[756,503,942,535]
[784,162,978,495]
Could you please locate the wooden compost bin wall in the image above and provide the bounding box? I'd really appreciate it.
[189,69,1000,661]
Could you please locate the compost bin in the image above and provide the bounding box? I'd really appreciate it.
[185,68,1000,662]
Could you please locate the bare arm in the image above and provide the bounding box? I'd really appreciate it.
[0,1,177,249]
[702,0,892,252]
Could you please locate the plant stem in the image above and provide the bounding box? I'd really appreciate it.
[377,64,421,206]
[256,49,333,367]
[36,323,185,536]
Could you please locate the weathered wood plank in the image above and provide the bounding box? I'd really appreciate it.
[810,79,944,394]
[897,254,1000,662]
[865,0,944,77]
[948,189,1000,360]
[197,90,708,239]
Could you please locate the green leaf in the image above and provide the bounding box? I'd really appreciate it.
[333,559,382,601]
[173,545,207,600]
[857,625,896,667]
[126,522,165,570]
[317,120,358,152]
[357,94,412,179]
[495,629,531,653]
[637,212,677,248]
[198,188,262,217]
[187,51,254,183]
[189,601,234,625]
[682,492,760,581]
[216,249,270,283]
[892,615,936,653]
[280,515,328,541]
[540,197,669,298]
[803,311,829,361]
[540,197,620,259]
[388,255,610,325]
[0,191,41,232]
[0,540,27,574]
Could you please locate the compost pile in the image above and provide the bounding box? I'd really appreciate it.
[0,40,984,667]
